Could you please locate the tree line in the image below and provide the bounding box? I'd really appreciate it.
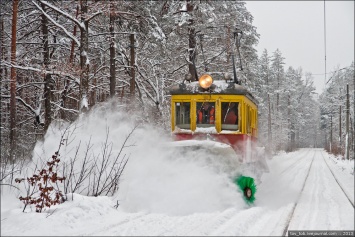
[1,0,354,163]
[319,63,355,158]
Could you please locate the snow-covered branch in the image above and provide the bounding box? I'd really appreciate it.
[1,95,37,115]
[167,63,188,75]
[89,32,138,37]
[1,62,80,85]
[32,0,80,47]
[85,11,102,23]
[51,102,79,114]
[39,0,84,29]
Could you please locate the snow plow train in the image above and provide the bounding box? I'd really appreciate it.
[168,73,269,204]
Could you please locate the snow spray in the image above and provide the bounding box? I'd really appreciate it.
[31,100,245,216]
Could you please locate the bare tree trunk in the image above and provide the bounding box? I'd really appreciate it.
[69,5,79,64]
[287,94,292,151]
[262,53,272,153]
[226,25,231,64]
[109,0,116,98]
[41,3,52,132]
[276,70,281,150]
[188,27,197,81]
[290,123,295,151]
[91,76,97,106]
[1,17,7,80]
[79,0,89,112]
[187,1,197,81]
[276,76,280,112]
[267,93,272,150]
[9,0,19,163]
[265,62,272,153]
[62,5,79,119]
[130,34,135,98]
[0,17,7,130]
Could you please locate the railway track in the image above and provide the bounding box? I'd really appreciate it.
[281,150,315,236]
[279,149,312,175]
[86,212,146,236]
[178,150,316,235]
[83,149,352,236]
[321,152,354,208]
[281,149,354,236]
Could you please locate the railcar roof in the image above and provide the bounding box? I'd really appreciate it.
[168,80,258,105]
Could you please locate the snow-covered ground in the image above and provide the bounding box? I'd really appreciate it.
[1,104,354,236]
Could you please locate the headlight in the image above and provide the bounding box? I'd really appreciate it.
[198,74,213,89]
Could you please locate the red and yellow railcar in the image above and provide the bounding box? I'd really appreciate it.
[168,74,267,203]
[169,74,259,163]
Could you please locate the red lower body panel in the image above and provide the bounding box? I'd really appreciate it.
[173,133,257,160]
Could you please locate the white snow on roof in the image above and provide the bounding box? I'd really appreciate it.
[184,80,230,93]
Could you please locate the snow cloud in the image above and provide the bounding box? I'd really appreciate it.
[30,100,244,216]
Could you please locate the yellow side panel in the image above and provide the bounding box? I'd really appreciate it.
[191,98,196,131]
[171,101,175,132]
[215,98,221,132]
[241,96,258,138]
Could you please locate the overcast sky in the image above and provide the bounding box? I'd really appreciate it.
[245,1,354,94]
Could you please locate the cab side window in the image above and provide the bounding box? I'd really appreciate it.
[175,102,190,129]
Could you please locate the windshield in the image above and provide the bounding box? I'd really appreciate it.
[221,102,239,131]
[196,102,215,127]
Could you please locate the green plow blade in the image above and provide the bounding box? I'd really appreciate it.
[234,175,257,204]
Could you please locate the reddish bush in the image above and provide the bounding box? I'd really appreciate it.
[15,151,66,213]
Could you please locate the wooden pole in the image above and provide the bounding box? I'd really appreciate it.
[346,84,350,159]
[330,114,332,153]
[353,68,355,158]
[339,105,341,152]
